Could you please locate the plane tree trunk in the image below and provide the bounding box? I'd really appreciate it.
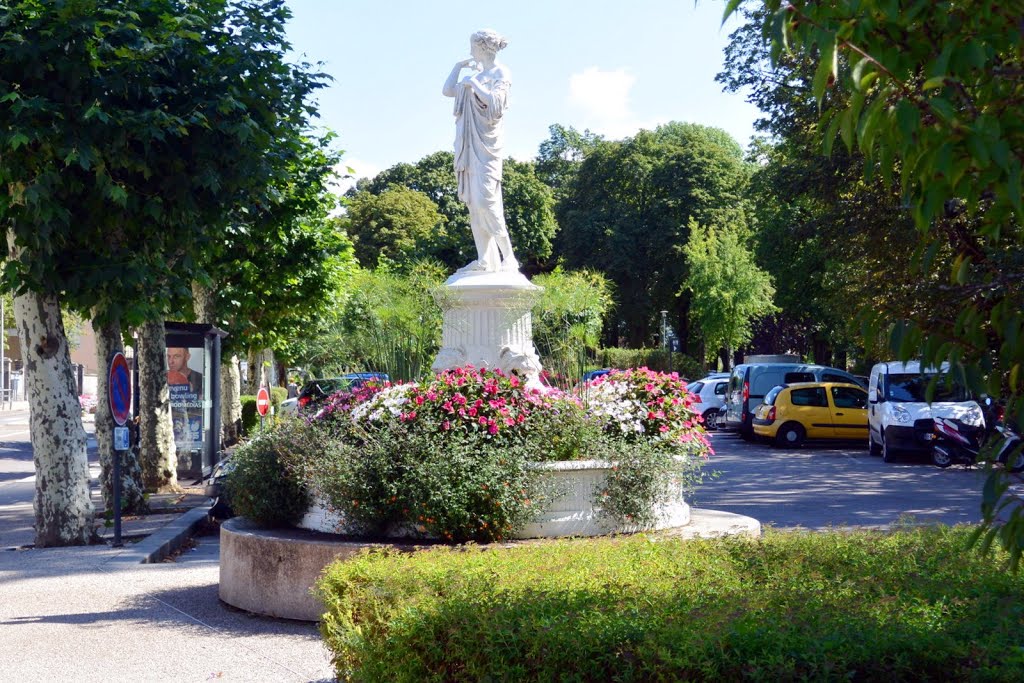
[137,318,179,492]
[10,271,95,546]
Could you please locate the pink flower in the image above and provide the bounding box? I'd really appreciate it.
[442,420,451,430]
[478,416,488,425]
[488,423,499,435]
[414,395,425,405]
[505,417,515,426]
[659,425,670,433]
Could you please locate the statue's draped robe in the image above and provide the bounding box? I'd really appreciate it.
[453,75,510,266]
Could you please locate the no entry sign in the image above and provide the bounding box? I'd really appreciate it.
[109,352,131,426]
[256,387,271,417]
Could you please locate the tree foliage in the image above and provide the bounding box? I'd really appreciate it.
[726,0,1024,565]
[683,221,777,365]
[555,122,751,348]
[292,262,446,381]
[353,152,557,273]
[0,0,328,327]
[718,7,958,366]
[199,136,355,362]
[530,268,614,386]
[535,123,603,201]
[345,186,445,268]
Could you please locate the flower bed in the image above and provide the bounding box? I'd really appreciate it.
[229,366,710,543]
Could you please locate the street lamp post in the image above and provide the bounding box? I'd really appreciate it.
[660,310,669,373]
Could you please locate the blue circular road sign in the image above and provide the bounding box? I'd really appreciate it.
[109,352,132,426]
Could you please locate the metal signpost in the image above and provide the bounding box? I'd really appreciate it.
[256,386,270,432]
[108,351,132,547]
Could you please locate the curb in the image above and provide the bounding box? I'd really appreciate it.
[105,506,211,568]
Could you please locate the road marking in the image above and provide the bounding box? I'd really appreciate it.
[0,429,30,439]
[0,475,35,485]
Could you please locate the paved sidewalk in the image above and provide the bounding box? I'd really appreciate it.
[0,534,336,682]
[1,414,336,682]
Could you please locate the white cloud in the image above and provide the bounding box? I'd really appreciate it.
[566,67,665,140]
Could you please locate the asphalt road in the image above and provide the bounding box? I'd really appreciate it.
[695,430,991,530]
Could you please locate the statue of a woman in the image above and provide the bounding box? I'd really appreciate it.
[442,29,518,273]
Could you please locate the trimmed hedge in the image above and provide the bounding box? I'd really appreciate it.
[240,395,258,436]
[270,385,287,408]
[599,347,703,380]
[318,527,1024,682]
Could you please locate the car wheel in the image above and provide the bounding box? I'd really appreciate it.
[869,431,882,456]
[703,408,719,431]
[881,433,896,463]
[209,497,233,520]
[775,422,805,448]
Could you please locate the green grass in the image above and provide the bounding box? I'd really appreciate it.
[318,527,1024,682]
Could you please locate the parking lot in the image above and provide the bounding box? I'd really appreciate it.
[693,430,994,531]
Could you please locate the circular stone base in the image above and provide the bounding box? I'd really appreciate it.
[220,510,761,622]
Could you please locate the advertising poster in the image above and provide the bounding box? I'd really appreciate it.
[167,346,204,452]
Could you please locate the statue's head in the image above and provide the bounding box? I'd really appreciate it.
[470,29,507,57]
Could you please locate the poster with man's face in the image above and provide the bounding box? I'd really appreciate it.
[168,346,204,450]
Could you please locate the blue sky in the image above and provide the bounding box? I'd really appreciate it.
[283,0,760,187]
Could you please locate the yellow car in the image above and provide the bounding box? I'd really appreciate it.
[752,382,868,448]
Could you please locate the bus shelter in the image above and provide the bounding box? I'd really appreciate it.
[161,322,228,479]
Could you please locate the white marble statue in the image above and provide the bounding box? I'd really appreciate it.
[443,29,519,273]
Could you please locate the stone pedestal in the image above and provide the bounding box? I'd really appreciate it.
[431,269,544,385]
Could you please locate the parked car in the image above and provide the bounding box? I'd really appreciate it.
[866,361,982,462]
[205,455,235,519]
[278,396,299,416]
[752,382,869,447]
[722,363,865,439]
[686,375,730,430]
[295,372,390,414]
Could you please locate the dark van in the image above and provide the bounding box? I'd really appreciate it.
[722,363,864,440]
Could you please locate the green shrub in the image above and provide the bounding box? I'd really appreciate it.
[318,527,1024,682]
[599,347,703,380]
[239,395,258,436]
[270,386,288,409]
[225,422,309,527]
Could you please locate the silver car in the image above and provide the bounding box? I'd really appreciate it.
[687,374,729,430]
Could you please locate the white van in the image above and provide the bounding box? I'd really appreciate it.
[867,361,984,462]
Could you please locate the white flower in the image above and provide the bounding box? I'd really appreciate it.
[351,383,418,423]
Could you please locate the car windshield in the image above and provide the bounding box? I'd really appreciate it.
[885,374,969,402]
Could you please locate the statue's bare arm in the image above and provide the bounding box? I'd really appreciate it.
[442,59,477,97]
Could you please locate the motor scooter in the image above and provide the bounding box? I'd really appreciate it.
[931,411,1023,472]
